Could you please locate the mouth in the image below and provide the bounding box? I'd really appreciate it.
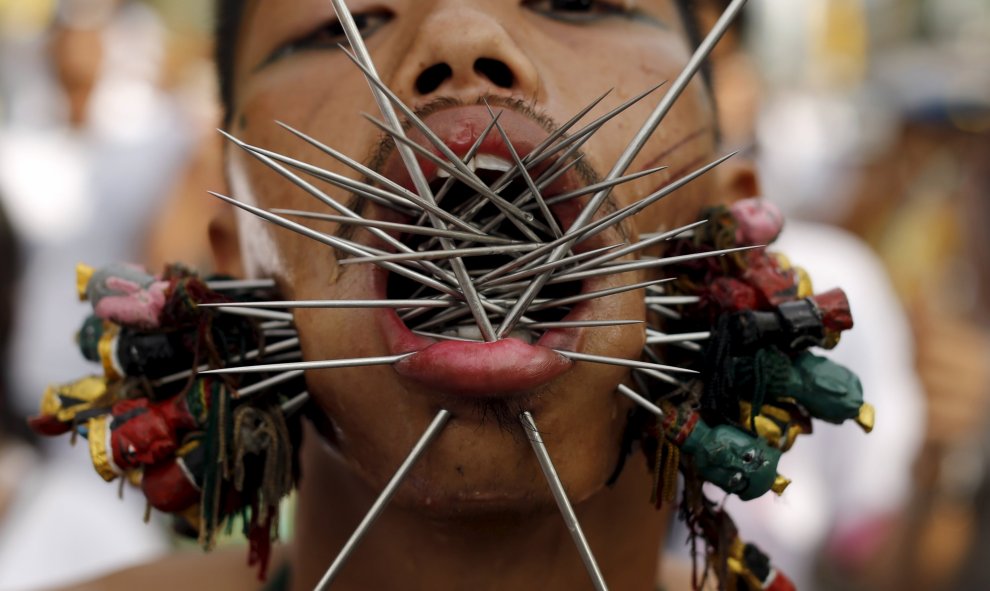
[361,105,625,398]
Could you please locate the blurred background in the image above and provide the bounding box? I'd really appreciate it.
[0,0,987,589]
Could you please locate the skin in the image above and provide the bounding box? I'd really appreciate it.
[49,25,105,129]
[68,1,758,589]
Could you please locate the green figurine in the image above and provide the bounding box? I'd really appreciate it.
[658,401,789,501]
[785,352,874,432]
[732,348,874,434]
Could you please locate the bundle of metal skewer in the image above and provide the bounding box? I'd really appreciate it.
[195,0,747,581]
[25,0,876,589]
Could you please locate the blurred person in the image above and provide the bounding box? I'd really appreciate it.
[143,0,232,272]
[821,48,990,590]
[143,76,228,272]
[0,0,196,418]
[47,9,104,129]
[946,134,990,591]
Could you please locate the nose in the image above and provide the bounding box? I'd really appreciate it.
[390,4,541,103]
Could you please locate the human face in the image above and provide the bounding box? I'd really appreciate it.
[224,0,719,516]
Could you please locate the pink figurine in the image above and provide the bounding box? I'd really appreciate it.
[731,198,784,247]
[85,263,169,329]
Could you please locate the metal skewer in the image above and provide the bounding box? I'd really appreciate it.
[208,192,465,299]
[472,154,734,287]
[327,7,497,342]
[271,210,517,244]
[495,0,750,337]
[315,409,451,590]
[337,243,539,266]
[553,350,698,375]
[154,337,301,387]
[206,278,276,290]
[563,220,708,276]
[199,353,414,375]
[200,299,455,310]
[520,411,608,591]
[549,245,760,284]
[616,384,664,418]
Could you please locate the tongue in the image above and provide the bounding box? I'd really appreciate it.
[394,338,571,397]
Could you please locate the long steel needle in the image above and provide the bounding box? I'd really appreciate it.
[329,0,496,341]
[341,50,542,230]
[553,350,697,374]
[206,278,277,290]
[154,337,302,387]
[235,141,480,235]
[337,243,539,266]
[523,319,643,330]
[207,192,463,299]
[315,409,451,590]
[616,384,664,418]
[220,132,470,285]
[199,299,455,310]
[549,245,760,284]
[486,105,563,238]
[526,278,673,312]
[496,0,750,337]
[520,411,608,591]
[198,353,413,375]
[472,154,734,288]
[563,220,708,276]
[272,210,517,245]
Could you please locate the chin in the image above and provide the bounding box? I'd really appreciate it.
[392,419,624,520]
[307,365,632,518]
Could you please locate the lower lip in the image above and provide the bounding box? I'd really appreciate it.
[393,337,572,397]
[374,272,574,397]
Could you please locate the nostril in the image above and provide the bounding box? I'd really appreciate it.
[474,58,514,89]
[415,63,453,95]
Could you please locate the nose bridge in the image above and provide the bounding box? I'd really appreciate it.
[391,2,540,102]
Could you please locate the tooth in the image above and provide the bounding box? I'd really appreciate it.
[466,158,478,172]
[474,154,513,172]
[508,329,534,345]
[455,325,484,341]
[437,168,451,179]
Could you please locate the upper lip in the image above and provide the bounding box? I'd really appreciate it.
[361,104,632,398]
[379,104,596,237]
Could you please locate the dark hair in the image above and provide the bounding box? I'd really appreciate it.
[215,0,242,127]
[0,200,30,444]
[214,0,706,126]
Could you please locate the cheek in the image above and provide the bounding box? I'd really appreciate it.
[611,86,719,237]
[547,290,646,501]
[237,62,378,150]
[228,71,385,285]
[532,21,688,101]
[628,170,720,237]
[228,158,343,289]
[533,30,718,235]
[624,82,719,234]
[295,305,416,476]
